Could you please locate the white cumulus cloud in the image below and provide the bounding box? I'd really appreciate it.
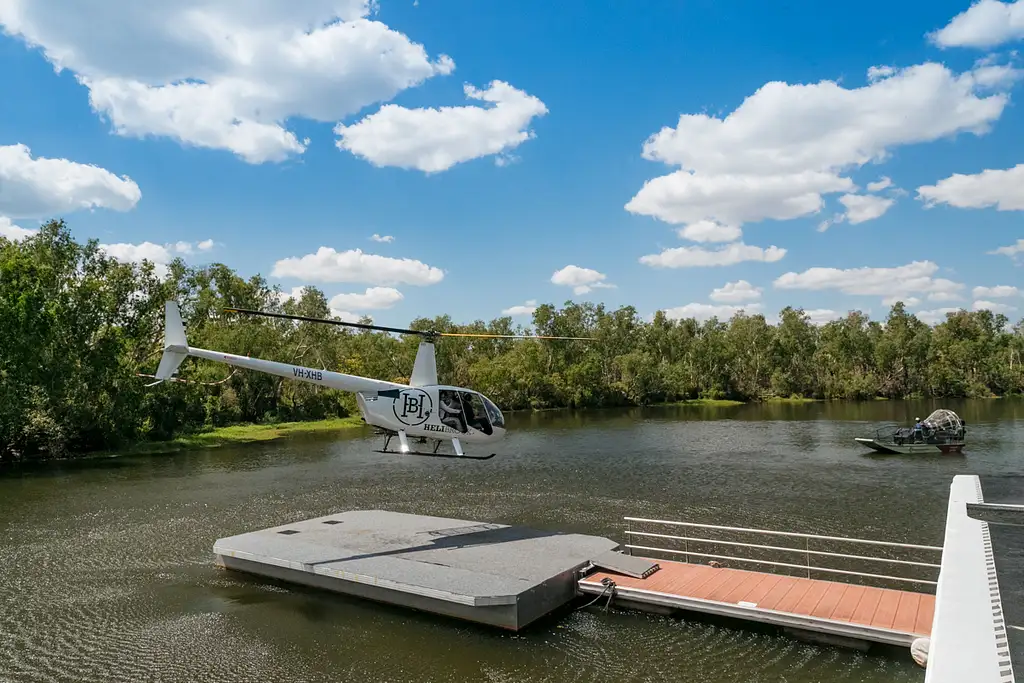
[804,309,844,325]
[371,234,394,243]
[974,299,1019,314]
[973,284,1020,298]
[839,193,896,224]
[0,1,456,164]
[640,242,786,268]
[626,61,1017,235]
[710,280,762,303]
[328,286,403,310]
[629,170,854,228]
[917,163,1024,211]
[0,216,34,241]
[916,307,963,325]
[551,265,614,295]
[773,261,965,302]
[335,81,548,172]
[0,143,141,218]
[989,238,1024,261]
[99,238,215,278]
[929,0,1024,49]
[502,299,538,316]
[867,177,893,192]
[662,302,764,322]
[817,193,897,231]
[676,220,743,243]
[275,286,307,304]
[331,310,368,322]
[272,247,444,286]
[883,295,921,307]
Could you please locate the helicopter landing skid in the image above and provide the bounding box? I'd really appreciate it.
[379,432,495,460]
[373,448,496,460]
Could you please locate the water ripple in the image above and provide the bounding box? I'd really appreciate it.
[3,401,1008,682]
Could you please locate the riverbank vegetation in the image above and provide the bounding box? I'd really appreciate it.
[109,416,367,457]
[2,220,1023,461]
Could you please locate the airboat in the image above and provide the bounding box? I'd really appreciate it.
[855,409,967,455]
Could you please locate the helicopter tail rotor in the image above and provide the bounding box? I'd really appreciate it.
[153,301,190,383]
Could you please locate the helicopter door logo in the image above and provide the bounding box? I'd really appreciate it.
[393,388,432,426]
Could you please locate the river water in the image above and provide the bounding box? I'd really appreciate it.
[1,399,1022,683]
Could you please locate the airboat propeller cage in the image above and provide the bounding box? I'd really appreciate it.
[920,409,966,436]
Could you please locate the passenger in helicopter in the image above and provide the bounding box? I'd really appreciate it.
[438,390,467,433]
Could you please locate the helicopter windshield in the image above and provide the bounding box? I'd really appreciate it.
[483,396,504,428]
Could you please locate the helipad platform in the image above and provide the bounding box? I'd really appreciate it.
[213,509,620,630]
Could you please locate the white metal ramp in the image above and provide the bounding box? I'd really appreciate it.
[925,475,1015,683]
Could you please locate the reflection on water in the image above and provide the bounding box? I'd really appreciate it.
[1,399,1022,682]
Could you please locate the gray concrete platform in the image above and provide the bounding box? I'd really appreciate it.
[213,510,619,630]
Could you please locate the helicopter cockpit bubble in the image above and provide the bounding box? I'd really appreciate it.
[458,390,491,435]
[482,395,504,429]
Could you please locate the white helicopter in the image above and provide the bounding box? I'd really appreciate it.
[151,301,592,460]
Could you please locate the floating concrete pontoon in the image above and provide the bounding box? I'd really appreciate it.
[213,510,619,630]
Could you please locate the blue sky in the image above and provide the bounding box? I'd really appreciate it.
[1,0,1022,328]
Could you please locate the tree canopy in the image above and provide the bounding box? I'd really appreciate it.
[2,220,1022,460]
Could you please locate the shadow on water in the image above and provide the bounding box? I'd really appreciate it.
[0,427,369,482]
[857,450,968,463]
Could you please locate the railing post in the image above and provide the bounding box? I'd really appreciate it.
[626,518,631,556]
[805,537,810,579]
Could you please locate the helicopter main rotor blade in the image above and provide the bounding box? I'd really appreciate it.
[223,307,429,336]
[223,307,595,341]
[436,331,595,340]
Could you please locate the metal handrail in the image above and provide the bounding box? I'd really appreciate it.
[623,516,941,590]
[623,517,942,552]
[624,544,938,586]
[626,531,941,569]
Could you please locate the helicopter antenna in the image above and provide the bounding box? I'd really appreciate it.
[222,307,596,341]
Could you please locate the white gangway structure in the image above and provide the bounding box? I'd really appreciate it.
[925,474,1018,683]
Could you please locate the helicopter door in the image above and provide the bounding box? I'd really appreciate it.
[438,390,468,433]
[459,391,493,435]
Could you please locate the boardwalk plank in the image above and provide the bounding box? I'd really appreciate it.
[828,584,868,623]
[581,557,934,641]
[810,583,850,620]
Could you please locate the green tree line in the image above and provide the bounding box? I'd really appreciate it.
[2,220,1023,460]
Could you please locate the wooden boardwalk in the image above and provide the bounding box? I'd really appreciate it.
[579,557,934,647]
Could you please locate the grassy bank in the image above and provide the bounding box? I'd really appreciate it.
[120,416,368,456]
[664,398,746,407]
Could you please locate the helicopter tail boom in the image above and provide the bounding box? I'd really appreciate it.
[185,346,400,393]
[151,301,404,394]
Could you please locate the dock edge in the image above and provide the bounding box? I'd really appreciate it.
[925,474,1014,683]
